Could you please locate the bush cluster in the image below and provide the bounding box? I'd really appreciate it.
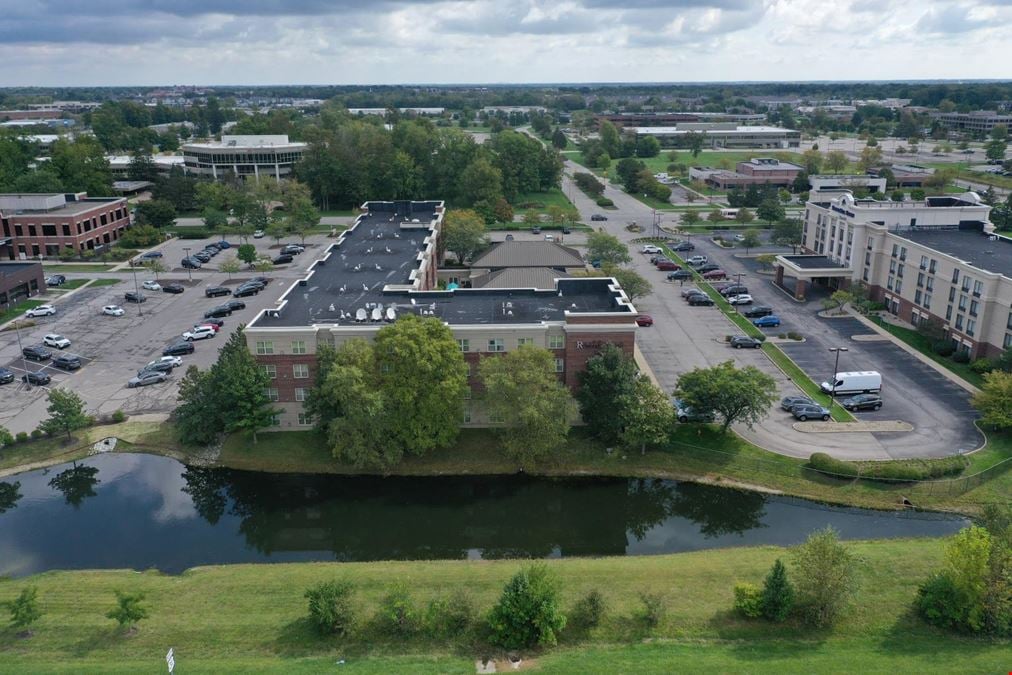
[596,197,614,207]
[733,583,763,618]
[810,452,968,481]
[808,452,859,478]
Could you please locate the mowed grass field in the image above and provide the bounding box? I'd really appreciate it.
[0,538,1008,673]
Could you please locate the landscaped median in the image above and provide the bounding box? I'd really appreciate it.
[1,538,1007,673]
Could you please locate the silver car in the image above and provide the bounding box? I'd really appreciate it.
[128,371,168,388]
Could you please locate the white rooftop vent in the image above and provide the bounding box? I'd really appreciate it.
[355,308,367,322]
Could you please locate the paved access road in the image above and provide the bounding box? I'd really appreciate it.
[561,160,980,459]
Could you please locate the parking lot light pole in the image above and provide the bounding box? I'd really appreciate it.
[828,347,849,399]
[130,263,143,317]
[183,247,192,282]
[13,320,30,389]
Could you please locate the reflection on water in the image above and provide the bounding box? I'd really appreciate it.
[0,453,969,577]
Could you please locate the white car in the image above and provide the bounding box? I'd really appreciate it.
[641,245,662,254]
[728,294,754,305]
[102,305,125,316]
[43,333,71,349]
[142,280,162,291]
[253,230,265,239]
[686,255,708,266]
[544,234,554,242]
[25,304,56,318]
[733,234,746,242]
[147,356,183,369]
[182,326,216,341]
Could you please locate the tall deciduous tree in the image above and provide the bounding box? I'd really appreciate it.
[135,199,177,228]
[674,361,777,433]
[791,527,858,628]
[480,345,575,465]
[576,344,639,444]
[824,150,848,173]
[217,329,277,444]
[107,591,148,630]
[604,265,651,301]
[756,199,785,226]
[620,377,673,454]
[973,371,1012,430]
[772,218,803,252]
[40,389,90,440]
[586,230,631,266]
[740,230,762,253]
[442,209,489,263]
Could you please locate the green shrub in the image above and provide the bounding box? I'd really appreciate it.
[304,580,355,636]
[175,228,212,239]
[933,340,955,357]
[570,589,607,629]
[638,592,665,628]
[791,527,858,628]
[596,197,614,207]
[970,358,996,374]
[952,350,971,364]
[916,573,963,630]
[733,582,763,619]
[111,410,127,423]
[858,455,968,481]
[786,331,803,340]
[423,590,476,640]
[376,584,417,636]
[30,429,43,440]
[777,332,787,339]
[488,563,567,649]
[808,452,859,478]
[760,559,795,622]
[14,431,28,444]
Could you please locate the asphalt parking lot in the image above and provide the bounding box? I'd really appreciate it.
[0,234,330,435]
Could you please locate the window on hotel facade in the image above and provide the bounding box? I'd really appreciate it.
[952,269,960,284]
[265,387,279,402]
[293,364,309,378]
[917,273,924,288]
[970,300,978,317]
[915,290,922,305]
[923,293,931,310]
[955,314,964,330]
[517,337,534,347]
[1005,333,1012,349]
[899,247,907,261]
[895,279,903,293]
[946,305,952,321]
[891,244,898,258]
[889,260,896,274]
[462,408,472,424]
[972,280,983,297]
[1008,312,1012,330]
[926,277,934,292]
[487,338,505,352]
[271,414,281,427]
[966,319,976,337]
[962,276,971,292]
[887,275,894,291]
[949,287,956,302]
[548,335,564,349]
[295,388,307,402]
[919,255,928,270]
[929,259,937,274]
[260,364,276,379]
[897,264,904,279]
[291,340,306,354]
[297,412,311,426]
[554,358,564,373]
[958,294,967,311]
[457,339,469,352]
[255,340,274,355]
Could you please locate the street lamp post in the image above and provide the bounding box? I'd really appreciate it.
[130,263,143,317]
[182,247,192,282]
[13,320,29,389]
[828,347,849,399]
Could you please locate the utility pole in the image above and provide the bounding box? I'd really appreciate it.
[828,347,849,399]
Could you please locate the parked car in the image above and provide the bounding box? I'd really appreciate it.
[272,254,294,265]
[253,230,265,238]
[141,280,162,291]
[702,270,727,280]
[163,341,195,356]
[193,322,222,333]
[591,214,607,221]
[781,395,815,412]
[205,286,232,298]
[281,244,305,255]
[839,393,883,411]
[719,285,748,297]
[673,398,715,423]
[635,315,654,327]
[680,286,701,298]
[544,234,555,242]
[820,371,882,396]
[729,336,762,349]
[139,361,174,375]
[204,305,233,319]
[128,371,169,388]
[688,294,714,306]
[124,291,146,303]
[233,285,260,298]
[696,263,720,274]
[139,250,164,259]
[742,305,774,318]
[162,283,185,294]
[22,345,52,361]
[198,317,225,328]
[531,226,541,234]
[656,260,679,271]
[22,371,51,386]
[728,294,753,305]
[641,244,662,254]
[183,326,216,341]
[148,355,183,369]
[224,299,246,312]
[43,334,71,349]
[685,255,707,266]
[46,274,66,286]
[181,257,202,269]
[250,276,270,286]
[792,404,831,422]
[562,226,571,234]
[102,304,125,316]
[684,290,707,301]
[667,269,693,281]
[25,304,56,317]
[193,251,212,263]
[752,315,782,327]
[671,241,695,252]
[0,367,16,384]
[53,353,82,370]
[216,240,232,249]
[734,233,746,242]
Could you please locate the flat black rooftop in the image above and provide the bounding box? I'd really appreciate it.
[780,255,849,270]
[0,261,43,277]
[255,201,633,328]
[895,229,1012,278]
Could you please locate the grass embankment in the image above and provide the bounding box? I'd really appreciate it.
[871,317,985,389]
[511,188,576,214]
[42,264,118,273]
[0,538,1007,673]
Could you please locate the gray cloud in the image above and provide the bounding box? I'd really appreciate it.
[915,3,992,33]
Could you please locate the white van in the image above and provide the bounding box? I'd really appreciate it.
[820,371,882,395]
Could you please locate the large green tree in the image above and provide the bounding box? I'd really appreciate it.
[791,527,858,628]
[586,230,631,266]
[40,389,90,440]
[619,377,674,454]
[756,199,785,226]
[480,345,575,465]
[135,199,177,228]
[442,209,489,263]
[576,344,639,444]
[217,330,278,444]
[604,266,651,301]
[674,361,777,433]
[973,371,1012,430]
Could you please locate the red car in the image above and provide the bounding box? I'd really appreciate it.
[702,269,727,280]
[635,315,654,327]
[656,260,679,271]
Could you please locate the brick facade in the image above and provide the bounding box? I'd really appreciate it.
[0,198,131,260]
[0,262,45,311]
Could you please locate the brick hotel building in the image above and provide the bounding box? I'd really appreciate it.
[0,193,131,260]
[245,200,639,429]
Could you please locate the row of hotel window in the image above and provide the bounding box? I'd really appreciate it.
[276,408,482,428]
[2,213,125,239]
[258,357,567,387]
[253,336,567,355]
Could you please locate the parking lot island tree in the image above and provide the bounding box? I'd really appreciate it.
[40,388,90,441]
[219,256,241,280]
[236,243,257,267]
[480,345,576,466]
[586,230,631,267]
[740,230,762,253]
[674,361,777,434]
[771,218,803,252]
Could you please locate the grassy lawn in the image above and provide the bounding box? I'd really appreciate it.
[0,299,45,325]
[1,538,1007,673]
[871,317,984,388]
[90,278,122,287]
[43,264,118,273]
[511,188,575,214]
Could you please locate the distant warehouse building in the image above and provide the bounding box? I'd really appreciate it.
[181,135,307,181]
[776,191,1011,359]
[936,111,1012,135]
[633,123,801,149]
[245,200,640,429]
[0,261,45,312]
[0,193,131,260]
[689,158,803,190]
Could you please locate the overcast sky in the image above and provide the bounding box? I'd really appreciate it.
[1,0,1010,86]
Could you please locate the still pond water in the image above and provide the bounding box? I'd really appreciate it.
[0,453,968,577]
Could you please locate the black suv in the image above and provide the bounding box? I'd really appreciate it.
[667,269,693,281]
[671,241,695,252]
[53,353,82,370]
[46,274,67,286]
[233,285,261,298]
[719,285,748,297]
[742,305,773,318]
[0,367,14,384]
[272,254,294,265]
[22,371,51,386]
[224,299,246,312]
[688,295,714,306]
[204,305,233,319]
[199,317,225,328]
[23,345,53,361]
[124,291,146,303]
[840,394,883,411]
[730,336,762,349]
[205,286,232,298]
[696,263,720,274]
[163,341,195,356]
[181,257,202,269]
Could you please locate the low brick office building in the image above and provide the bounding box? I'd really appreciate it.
[0,261,45,312]
[245,200,639,429]
[0,193,131,260]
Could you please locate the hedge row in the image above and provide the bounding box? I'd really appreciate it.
[809,452,969,482]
